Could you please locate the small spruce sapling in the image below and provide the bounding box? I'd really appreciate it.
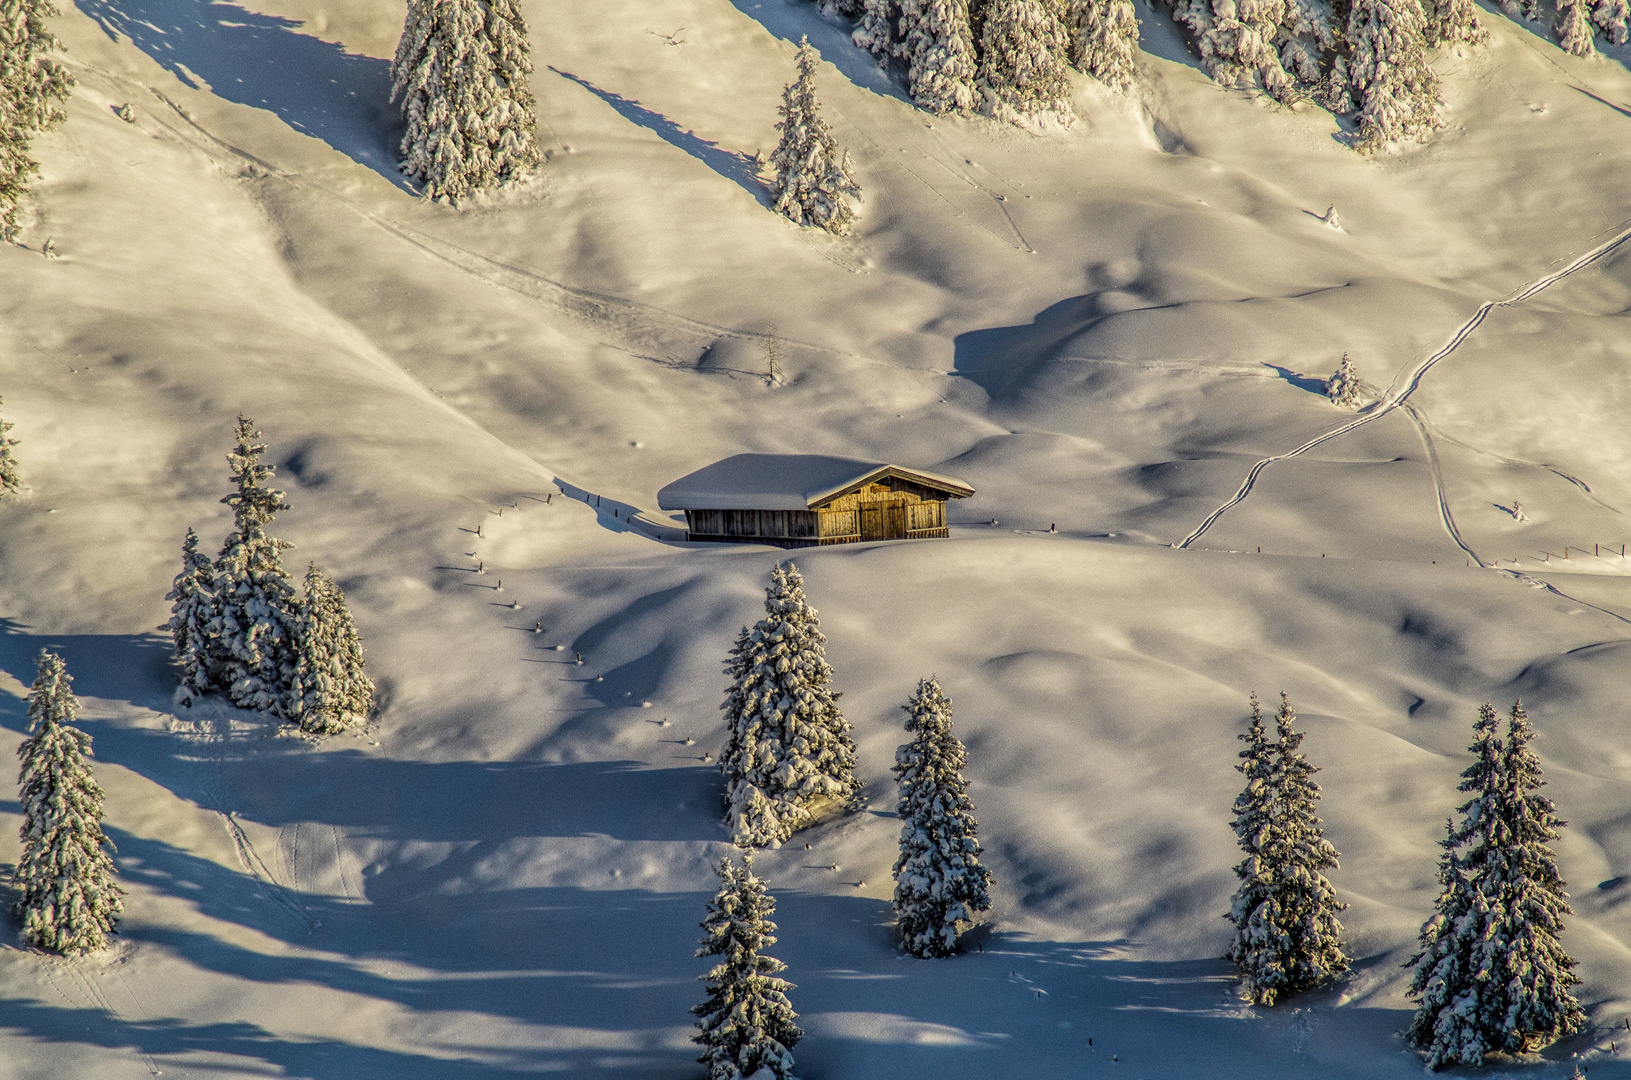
[978,0,1075,121]
[1325,353,1363,408]
[211,415,301,719]
[769,39,862,235]
[391,0,542,200]
[0,0,75,240]
[1225,693,1348,1004]
[892,677,993,957]
[15,651,123,955]
[718,562,858,848]
[165,526,219,706]
[0,396,19,496]
[692,854,802,1080]
[288,565,375,735]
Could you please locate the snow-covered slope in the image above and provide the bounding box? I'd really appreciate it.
[4,0,1631,1075]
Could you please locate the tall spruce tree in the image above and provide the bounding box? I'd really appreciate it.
[1406,702,1584,1069]
[899,0,981,113]
[1225,693,1348,1004]
[1426,0,1487,47]
[692,854,802,1080]
[1346,0,1440,151]
[211,416,301,720]
[769,39,862,235]
[854,0,903,57]
[1170,0,1329,104]
[978,0,1075,120]
[0,0,74,240]
[1592,0,1629,43]
[719,562,858,848]
[1557,0,1597,54]
[164,526,219,706]
[15,651,123,955]
[892,677,993,957]
[288,565,375,735]
[391,0,542,200]
[0,396,19,497]
[1068,0,1141,91]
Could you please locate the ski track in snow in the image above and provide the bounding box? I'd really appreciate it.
[1177,219,1631,551]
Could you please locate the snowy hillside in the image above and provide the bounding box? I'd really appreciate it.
[5,0,1631,1074]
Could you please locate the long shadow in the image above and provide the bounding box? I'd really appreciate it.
[951,294,1104,400]
[74,0,403,184]
[722,0,909,103]
[1263,363,1329,394]
[549,68,764,201]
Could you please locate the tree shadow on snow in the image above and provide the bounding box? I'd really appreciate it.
[722,0,909,103]
[548,68,766,201]
[74,0,404,185]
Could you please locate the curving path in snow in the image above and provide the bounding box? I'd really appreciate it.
[1177,220,1631,550]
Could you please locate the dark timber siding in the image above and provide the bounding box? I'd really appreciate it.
[683,475,957,546]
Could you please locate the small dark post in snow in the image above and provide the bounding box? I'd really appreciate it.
[533,621,542,633]
[575,651,583,666]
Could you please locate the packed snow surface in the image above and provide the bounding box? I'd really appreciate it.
[5,0,1631,1077]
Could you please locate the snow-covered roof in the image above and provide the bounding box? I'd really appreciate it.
[657,454,975,511]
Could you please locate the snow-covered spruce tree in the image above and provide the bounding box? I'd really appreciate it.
[899,0,982,113]
[1426,0,1487,48]
[719,562,858,848]
[15,651,123,956]
[288,565,375,735]
[893,677,993,958]
[1557,0,1597,54]
[1325,352,1362,408]
[391,0,542,201]
[854,0,902,58]
[1592,0,1629,44]
[165,526,219,707]
[978,0,1075,120]
[1068,0,1141,91]
[0,396,20,497]
[1225,693,1348,1005]
[692,854,802,1080]
[1346,0,1441,152]
[0,0,74,240]
[1405,702,1584,1068]
[769,39,862,235]
[821,0,868,16]
[1170,0,1332,104]
[211,416,301,719]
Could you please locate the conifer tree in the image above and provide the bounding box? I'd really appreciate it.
[769,39,862,235]
[391,0,542,200]
[692,854,802,1080]
[1068,0,1141,91]
[15,651,123,956]
[1592,0,1629,44]
[1225,693,1348,1005]
[719,562,858,848]
[288,565,375,735]
[854,0,903,57]
[165,526,219,707]
[0,0,74,240]
[1170,0,1329,103]
[1406,702,1584,1069]
[892,677,993,957]
[1346,0,1441,152]
[211,416,301,720]
[978,0,1075,120]
[899,0,981,113]
[0,396,20,497]
[1557,0,1597,54]
[1426,0,1487,47]
[1325,353,1362,408]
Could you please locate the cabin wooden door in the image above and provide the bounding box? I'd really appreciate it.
[860,504,907,540]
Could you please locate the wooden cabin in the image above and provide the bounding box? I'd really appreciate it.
[658,454,975,548]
